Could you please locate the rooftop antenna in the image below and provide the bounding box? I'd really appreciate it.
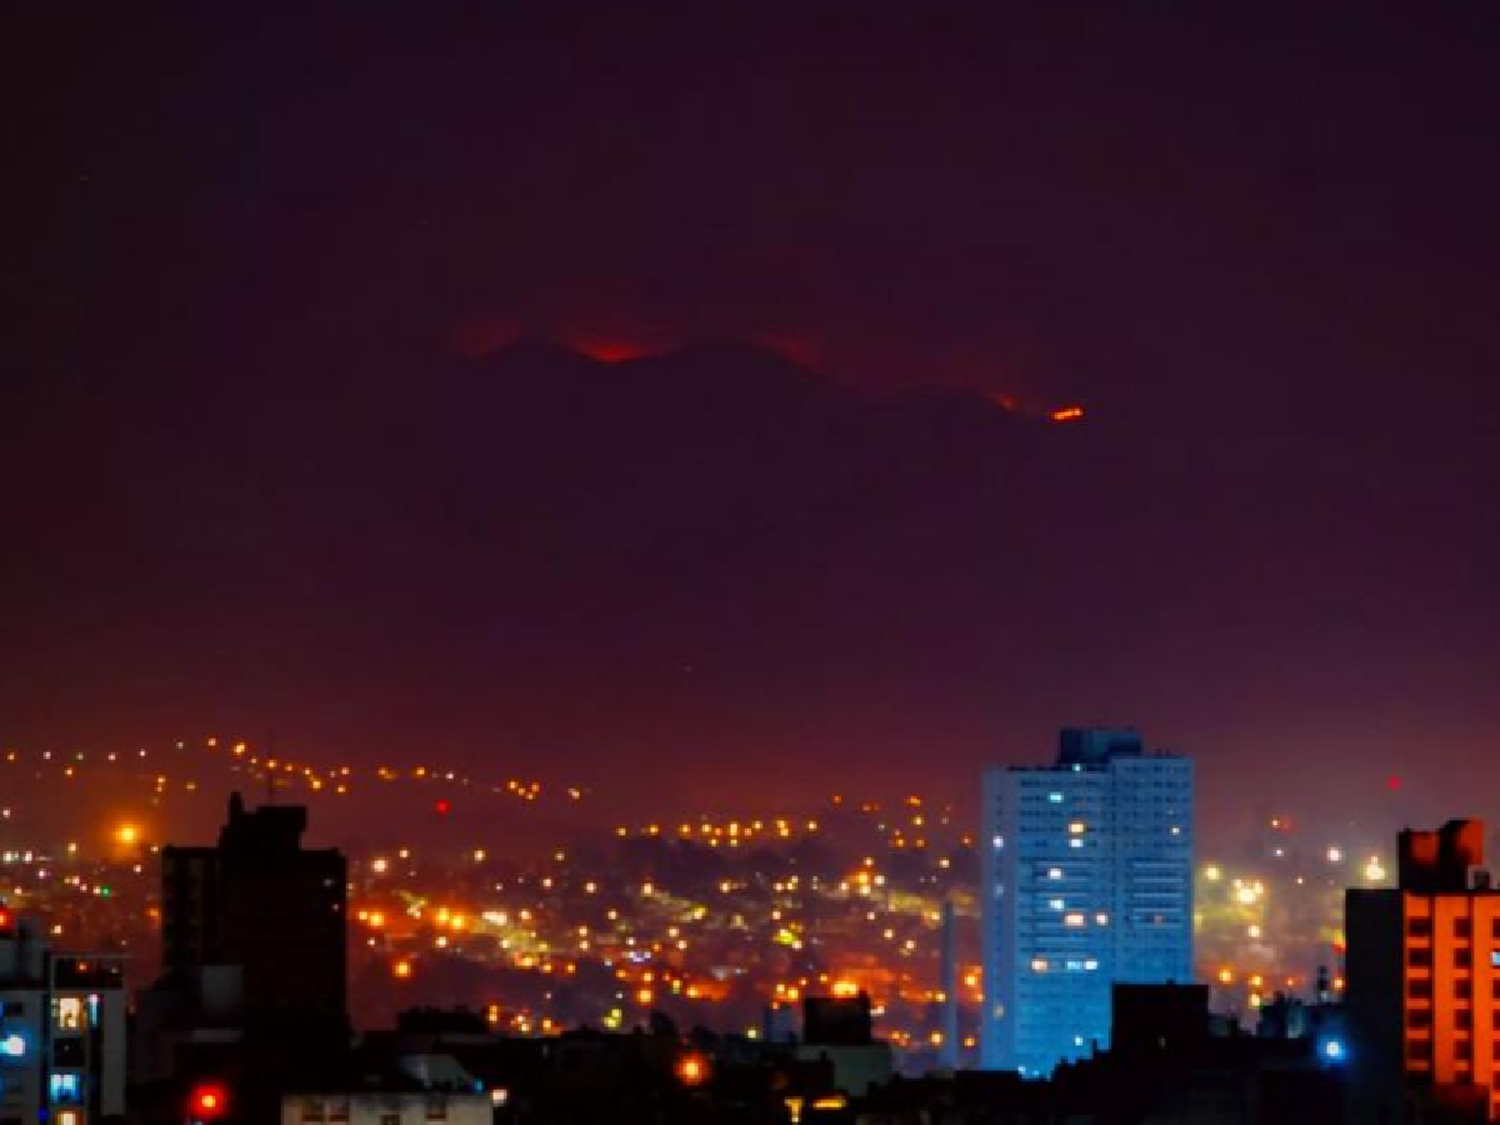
[264,733,277,805]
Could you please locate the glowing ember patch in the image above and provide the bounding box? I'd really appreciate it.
[570,339,654,362]
[1050,405,1085,423]
[759,333,823,370]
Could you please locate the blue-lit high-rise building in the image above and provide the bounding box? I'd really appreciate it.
[980,728,1194,1076]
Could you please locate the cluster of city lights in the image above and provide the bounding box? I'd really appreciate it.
[0,754,1401,1063]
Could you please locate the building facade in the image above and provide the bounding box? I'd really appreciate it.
[0,908,126,1125]
[1347,819,1500,1123]
[981,728,1194,1076]
[281,1092,492,1125]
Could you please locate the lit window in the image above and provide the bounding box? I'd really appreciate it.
[1030,958,1049,972]
[55,997,84,1031]
[1047,868,1063,880]
[49,1073,82,1104]
[1048,793,1064,804]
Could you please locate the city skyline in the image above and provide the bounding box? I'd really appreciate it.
[3,4,1497,1118]
[0,733,1431,1045]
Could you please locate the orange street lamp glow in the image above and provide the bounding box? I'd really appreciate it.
[676,1053,710,1086]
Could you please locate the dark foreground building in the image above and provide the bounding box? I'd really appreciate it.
[162,793,346,1022]
[134,795,351,1123]
[862,983,1343,1124]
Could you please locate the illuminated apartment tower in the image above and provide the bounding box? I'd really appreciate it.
[980,728,1194,1076]
[1347,819,1500,1123]
[0,906,127,1125]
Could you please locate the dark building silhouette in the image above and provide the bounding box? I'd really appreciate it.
[797,992,893,1098]
[803,994,874,1047]
[162,793,347,1022]
[1042,982,1344,1124]
[134,796,351,1124]
[1109,982,1211,1061]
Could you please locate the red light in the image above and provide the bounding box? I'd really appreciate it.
[434,799,452,815]
[189,1083,228,1119]
[1386,775,1402,792]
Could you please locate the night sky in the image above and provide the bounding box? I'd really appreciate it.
[4,3,1498,841]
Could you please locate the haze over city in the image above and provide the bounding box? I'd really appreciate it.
[8,3,1497,849]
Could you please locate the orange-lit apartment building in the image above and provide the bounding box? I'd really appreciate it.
[1348,819,1500,1124]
